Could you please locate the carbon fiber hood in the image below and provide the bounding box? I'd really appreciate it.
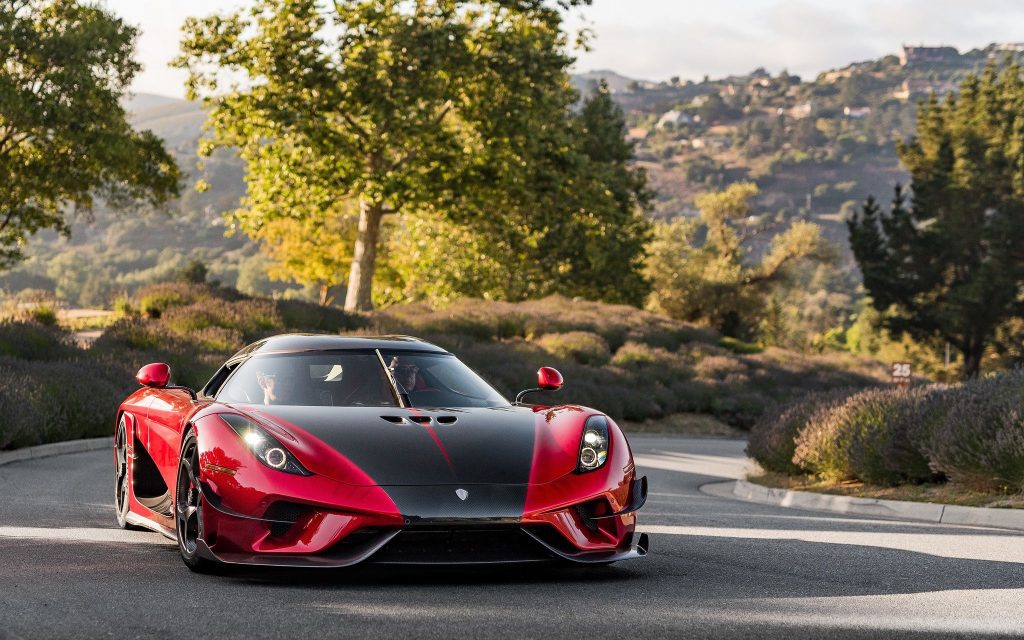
[246,405,538,487]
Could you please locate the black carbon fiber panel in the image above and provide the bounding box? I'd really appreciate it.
[249,405,538,486]
[382,484,528,520]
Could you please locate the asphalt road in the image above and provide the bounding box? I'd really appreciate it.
[1,436,1023,639]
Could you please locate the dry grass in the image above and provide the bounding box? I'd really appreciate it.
[57,309,116,332]
[749,471,1024,510]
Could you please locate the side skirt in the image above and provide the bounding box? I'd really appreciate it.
[125,512,176,541]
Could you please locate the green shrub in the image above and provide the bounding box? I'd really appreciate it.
[30,304,57,326]
[841,387,939,485]
[793,387,936,484]
[747,389,854,474]
[277,299,364,333]
[694,354,748,382]
[0,356,134,450]
[0,321,77,361]
[719,336,762,354]
[138,282,210,318]
[535,331,611,366]
[610,341,660,367]
[924,371,1024,492]
[113,296,139,319]
[161,298,281,341]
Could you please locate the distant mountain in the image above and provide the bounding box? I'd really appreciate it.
[123,92,187,114]
[122,93,206,151]
[572,69,643,94]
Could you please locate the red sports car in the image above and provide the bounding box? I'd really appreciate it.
[114,335,648,572]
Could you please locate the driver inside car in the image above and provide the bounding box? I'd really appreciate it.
[256,363,301,405]
[388,357,420,394]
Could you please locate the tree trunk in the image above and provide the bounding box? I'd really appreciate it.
[318,283,330,307]
[344,198,383,312]
[961,338,984,380]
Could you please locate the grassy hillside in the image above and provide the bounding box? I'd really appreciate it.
[0,287,886,450]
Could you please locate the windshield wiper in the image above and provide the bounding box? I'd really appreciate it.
[375,349,411,408]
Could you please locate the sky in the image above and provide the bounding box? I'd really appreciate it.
[103,0,1024,98]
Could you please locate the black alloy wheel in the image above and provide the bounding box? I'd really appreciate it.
[175,432,215,573]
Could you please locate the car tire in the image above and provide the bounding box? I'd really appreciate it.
[113,415,141,530]
[175,430,218,574]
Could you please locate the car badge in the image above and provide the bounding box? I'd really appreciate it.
[455,488,469,501]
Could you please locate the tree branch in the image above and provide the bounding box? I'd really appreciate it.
[339,112,372,143]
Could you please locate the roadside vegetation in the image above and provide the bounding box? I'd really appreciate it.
[748,369,1024,503]
[0,282,885,450]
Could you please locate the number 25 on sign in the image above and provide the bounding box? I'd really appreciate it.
[891,362,912,388]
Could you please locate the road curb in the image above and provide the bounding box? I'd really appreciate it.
[713,479,1024,532]
[0,437,113,468]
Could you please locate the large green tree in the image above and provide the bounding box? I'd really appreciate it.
[848,62,1024,378]
[386,80,651,305]
[646,182,830,337]
[178,0,604,312]
[0,0,180,267]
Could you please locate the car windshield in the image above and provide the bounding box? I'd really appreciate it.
[216,350,508,408]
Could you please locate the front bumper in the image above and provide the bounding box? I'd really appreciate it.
[194,476,649,568]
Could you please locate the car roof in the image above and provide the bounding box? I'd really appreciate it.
[232,334,449,361]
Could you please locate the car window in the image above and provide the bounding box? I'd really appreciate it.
[217,352,398,407]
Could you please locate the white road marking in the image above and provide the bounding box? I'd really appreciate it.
[639,524,1024,563]
[0,526,174,546]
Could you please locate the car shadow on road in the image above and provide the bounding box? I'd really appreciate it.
[214,561,642,588]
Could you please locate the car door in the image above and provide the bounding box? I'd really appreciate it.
[145,390,197,491]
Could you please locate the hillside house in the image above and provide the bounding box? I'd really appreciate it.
[893,79,958,101]
[655,110,692,129]
[843,106,872,119]
[626,127,649,141]
[788,101,814,119]
[899,45,959,67]
[691,135,730,151]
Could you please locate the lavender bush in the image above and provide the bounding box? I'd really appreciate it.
[924,370,1024,492]
[747,388,854,475]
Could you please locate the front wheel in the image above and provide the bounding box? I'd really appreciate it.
[113,416,136,529]
[175,431,217,573]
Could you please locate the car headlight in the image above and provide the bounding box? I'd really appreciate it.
[221,414,311,476]
[577,415,609,472]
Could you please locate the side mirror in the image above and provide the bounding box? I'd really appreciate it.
[136,363,171,388]
[537,366,564,391]
[515,367,564,404]
[135,362,198,401]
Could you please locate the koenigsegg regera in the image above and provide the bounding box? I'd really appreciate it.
[114,334,648,572]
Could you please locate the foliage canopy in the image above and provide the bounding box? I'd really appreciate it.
[0,0,180,267]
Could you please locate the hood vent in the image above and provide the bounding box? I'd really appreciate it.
[378,415,458,425]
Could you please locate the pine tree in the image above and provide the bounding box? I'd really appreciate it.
[849,61,1024,378]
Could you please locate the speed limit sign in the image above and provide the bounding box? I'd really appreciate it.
[891,362,912,387]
